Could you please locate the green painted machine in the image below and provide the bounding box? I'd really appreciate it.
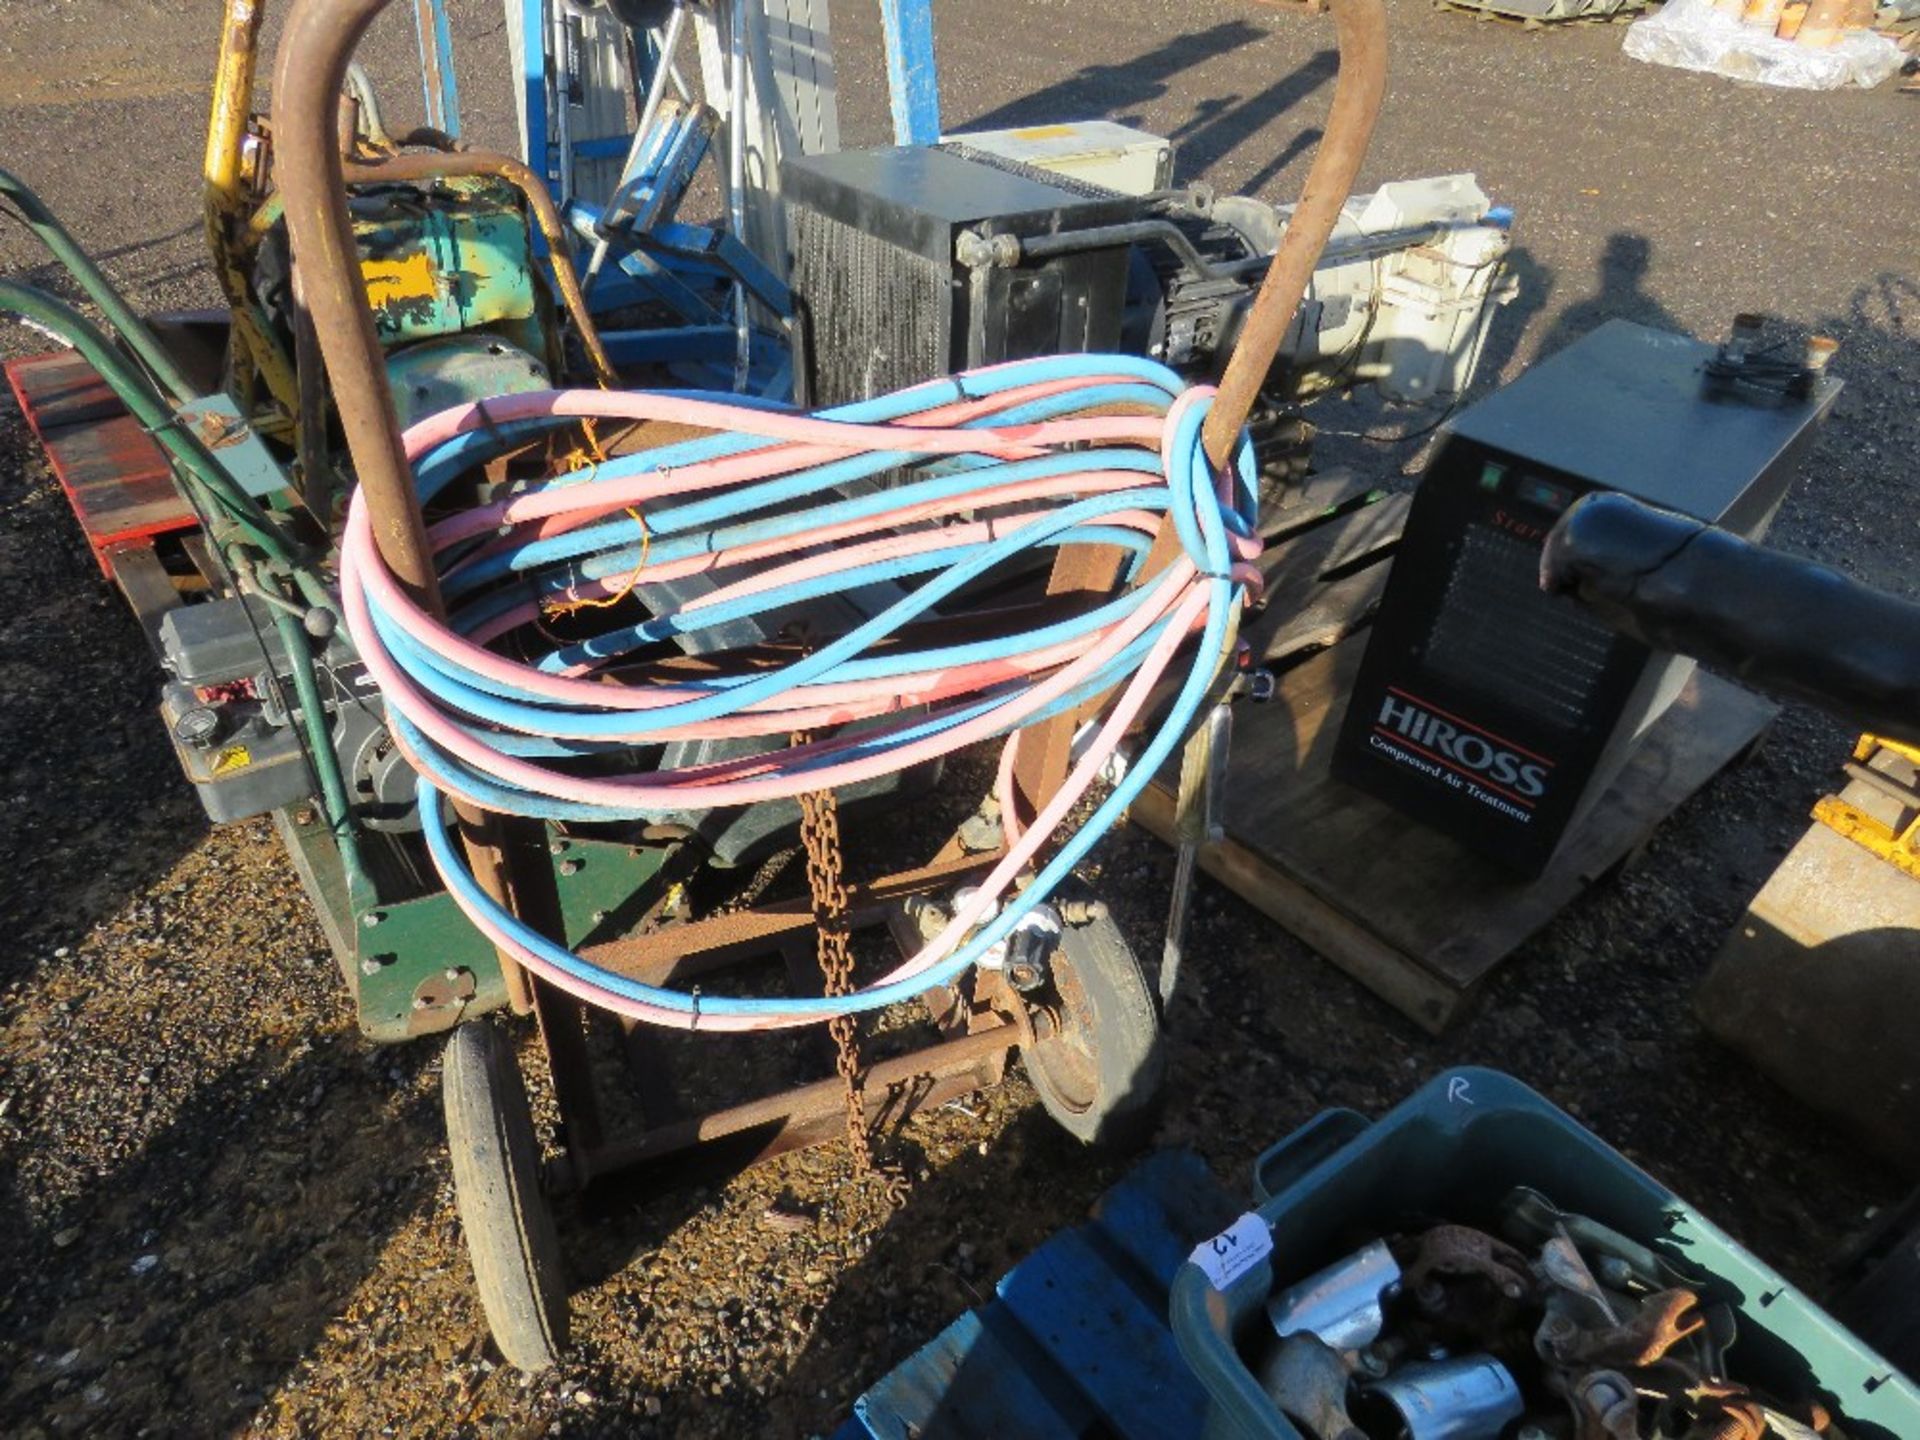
[352,177,548,347]
[278,809,672,1041]
[0,63,600,1045]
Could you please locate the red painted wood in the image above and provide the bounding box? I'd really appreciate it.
[5,352,196,577]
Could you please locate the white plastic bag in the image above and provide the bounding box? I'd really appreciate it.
[1624,0,1904,89]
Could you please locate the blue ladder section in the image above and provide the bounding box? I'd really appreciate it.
[833,1150,1241,1440]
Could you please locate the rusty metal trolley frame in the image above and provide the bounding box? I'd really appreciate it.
[0,0,1386,1371]
[261,0,1387,1362]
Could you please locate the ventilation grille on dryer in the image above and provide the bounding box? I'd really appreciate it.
[790,205,950,407]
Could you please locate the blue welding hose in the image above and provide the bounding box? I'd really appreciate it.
[340,354,1259,1029]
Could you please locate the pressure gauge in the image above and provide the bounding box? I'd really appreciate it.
[174,706,223,750]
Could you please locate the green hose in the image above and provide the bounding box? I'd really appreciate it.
[0,167,200,406]
[267,601,371,901]
[0,278,299,564]
[0,220,375,900]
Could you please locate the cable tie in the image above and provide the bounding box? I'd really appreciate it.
[470,396,506,448]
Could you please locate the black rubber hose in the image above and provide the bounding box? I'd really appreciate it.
[1543,492,1920,747]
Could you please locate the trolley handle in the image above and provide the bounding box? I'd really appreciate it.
[1541,492,1920,748]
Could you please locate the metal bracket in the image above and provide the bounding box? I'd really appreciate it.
[409,965,479,1035]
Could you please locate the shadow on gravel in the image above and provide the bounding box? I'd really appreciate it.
[0,439,209,985]
[773,1070,1168,1436]
[0,1039,446,1438]
[1803,269,1918,541]
[562,1136,792,1301]
[11,224,211,299]
[0,387,437,1435]
[1536,231,1682,362]
[1475,242,1554,389]
[1708,268,1917,595]
[4,249,205,329]
[960,22,1335,190]
[1166,49,1335,195]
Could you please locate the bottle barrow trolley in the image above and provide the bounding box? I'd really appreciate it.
[267,0,1386,1369]
[0,0,1386,1373]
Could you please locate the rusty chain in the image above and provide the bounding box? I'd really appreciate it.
[794,739,912,1207]
[796,776,872,1174]
[784,608,911,1206]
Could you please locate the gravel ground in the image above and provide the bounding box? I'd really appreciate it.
[1,0,1916,1436]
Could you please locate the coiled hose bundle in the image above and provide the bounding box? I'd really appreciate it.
[340,354,1262,1030]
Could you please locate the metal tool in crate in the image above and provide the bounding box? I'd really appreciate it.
[1239,1200,1817,1439]
[1169,1069,1920,1440]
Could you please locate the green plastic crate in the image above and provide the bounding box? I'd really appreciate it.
[1170,1067,1919,1440]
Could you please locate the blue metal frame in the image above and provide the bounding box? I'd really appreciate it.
[522,0,555,191]
[508,0,952,226]
[641,222,792,314]
[600,102,715,238]
[502,0,945,394]
[411,0,462,139]
[878,0,941,146]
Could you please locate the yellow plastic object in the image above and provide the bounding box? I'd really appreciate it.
[1811,733,1920,880]
[202,0,299,436]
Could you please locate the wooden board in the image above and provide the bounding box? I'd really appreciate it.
[1245,490,1408,664]
[1135,575,1778,1033]
[4,351,195,578]
[1696,775,1920,1177]
[1137,474,1407,723]
[104,541,190,646]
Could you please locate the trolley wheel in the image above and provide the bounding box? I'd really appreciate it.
[1020,895,1165,1149]
[442,1021,570,1372]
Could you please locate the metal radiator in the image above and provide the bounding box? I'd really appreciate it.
[782,146,1138,408]
[789,202,949,407]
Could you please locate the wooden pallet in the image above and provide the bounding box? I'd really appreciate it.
[1132,480,1778,1033]
[4,350,200,638]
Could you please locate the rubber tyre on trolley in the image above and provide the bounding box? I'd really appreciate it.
[442,1020,570,1372]
[1020,889,1166,1149]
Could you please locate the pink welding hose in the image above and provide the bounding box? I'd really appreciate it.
[341,364,1259,1029]
[402,588,1213,1032]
